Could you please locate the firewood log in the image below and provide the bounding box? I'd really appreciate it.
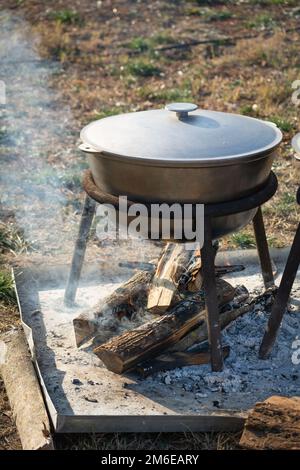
[136,345,230,377]
[0,329,53,450]
[73,269,154,347]
[240,396,300,450]
[182,258,245,293]
[168,301,250,352]
[94,279,235,374]
[147,243,194,314]
[171,287,276,353]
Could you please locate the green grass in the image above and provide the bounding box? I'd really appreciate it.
[92,106,126,120]
[240,104,256,116]
[277,192,297,216]
[127,37,151,53]
[249,0,298,5]
[185,6,203,15]
[138,86,193,102]
[269,116,294,132]
[0,271,16,304]
[185,5,233,20]
[126,60,161,78]
[240,109,294,132]
[50,9,82,25]
[207,10,233,21]
[127,34,175,53]
[152,33,176,46]
[231,232,256,249]
[185,0,233,5]
[246,14,276,29]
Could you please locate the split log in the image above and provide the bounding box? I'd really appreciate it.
[0,328,53,450]
[168,300,250,353]
[182,258,245,293]
[240,396,300,450]
[136,345,230,378]
[147,243,194,314]
[179,243,218,293]
[73,269,154,347]
[170,286,279,353]
[94,279,235,374]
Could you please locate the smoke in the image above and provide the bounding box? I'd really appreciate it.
[0,11,80,255]
[0,11,161,269]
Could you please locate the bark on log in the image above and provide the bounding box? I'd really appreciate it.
[0,328,53,450]
[136,345,230,378]
[240,396,300,450]
[179,243,218,293]
[94,279,235,374]
[147,243,194,314]
[168,299,250,353]
[183,257,245,293]
[73,269,154,347]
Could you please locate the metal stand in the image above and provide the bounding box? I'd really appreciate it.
[201,216,224,371]
[259,187,300,358]
[64,195,96,306]
[65,170,278,371]
[253,207,275,289]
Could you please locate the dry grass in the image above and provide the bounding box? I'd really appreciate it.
[0,301,21,451]
[30,2,300,248]
[0,380,21,450]
[55,430,241,450]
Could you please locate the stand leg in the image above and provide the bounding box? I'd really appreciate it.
[201,216,224,372]
[259,223,300,359]
[253,207,274,289]
[64,195,96,306]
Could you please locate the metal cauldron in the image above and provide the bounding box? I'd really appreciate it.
[80,103,282,238]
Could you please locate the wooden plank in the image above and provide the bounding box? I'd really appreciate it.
[240,396,300,450]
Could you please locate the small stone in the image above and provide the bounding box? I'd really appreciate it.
[72,378,83,386]
[88,380,95,386]
[84,396,98,403]
[164,375,172,385]
[195,392,208,399]
[213,400,220,408]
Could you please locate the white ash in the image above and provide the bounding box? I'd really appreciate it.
[18,256,300,419]
[148,285,300,398]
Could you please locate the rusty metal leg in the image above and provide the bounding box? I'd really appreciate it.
[201,215,223,372]
[64,195,96,306]
[253,206,274,289]
[259,223,300,359]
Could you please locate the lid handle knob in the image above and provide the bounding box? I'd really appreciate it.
[165,102,198,120]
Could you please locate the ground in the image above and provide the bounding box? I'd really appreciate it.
[0,0,299,450]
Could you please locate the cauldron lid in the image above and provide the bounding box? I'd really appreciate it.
[80,103,282,166]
